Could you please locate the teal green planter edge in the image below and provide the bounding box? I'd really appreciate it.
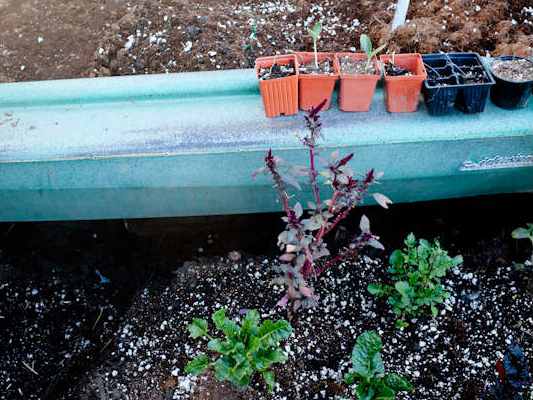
[0,68,532,221]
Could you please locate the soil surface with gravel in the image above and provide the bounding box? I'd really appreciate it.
[1,0,532,83]
[1,195,533,399]
[69,242,533,400]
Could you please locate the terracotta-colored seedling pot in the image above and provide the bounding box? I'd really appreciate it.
[336,53,381,112]
[380,53,427,113]
[295,52,339,111]
[255,54,299,118]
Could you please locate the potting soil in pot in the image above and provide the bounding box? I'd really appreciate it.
[258,63,296,80]
[491,59,533,82]
[299,58,335,75]
[338,56,376,75]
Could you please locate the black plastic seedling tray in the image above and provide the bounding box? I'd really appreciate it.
[422,53,495,116]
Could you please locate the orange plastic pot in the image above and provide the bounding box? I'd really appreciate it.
[336,53,381,112]
[255,55,299,118]
[295,52,339,111]
[379,53,427,113]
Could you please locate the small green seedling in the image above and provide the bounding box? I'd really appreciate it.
[344,331,412,399]
[308,21,322,69]
[368,233,463,328]
[359,34,386,72]
[512,224,533,266]
[185,309,292,392]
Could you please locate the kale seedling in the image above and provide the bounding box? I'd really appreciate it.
[484,342,531,400]
[308,21,322,69]
[368,233,463,328]
[185,309,292,392]
[344,331,412,399]
[254,101,389,310]
[512,224,533,266]
[360,34,386,73]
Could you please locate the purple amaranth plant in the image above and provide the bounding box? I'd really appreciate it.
[254,100,391,310]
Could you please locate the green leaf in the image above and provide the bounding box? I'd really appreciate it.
[213,357,232,381]
[512,227,532,240]
[384,373,413,392]
[308,21,322,40]
[351,331,384,380]
[212,309,239,337]
[262,370,276,392]
[241,309,260,337]
[344,371,358,385]
[395,319,409,329]
[368,283,386,296]
[257,320,292,347]
[188,318,208,339]
[375,384,395,400]
[430,304,438,317]
[185,354,209,375]
[355,383,375,400]
[360,34,372,56]
[389,249,404,269]
[371,43,387,58]
[212,309,227,330]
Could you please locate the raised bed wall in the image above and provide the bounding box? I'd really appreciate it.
[0,69,532,221]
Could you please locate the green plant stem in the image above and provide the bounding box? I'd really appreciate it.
[313,39,318,69]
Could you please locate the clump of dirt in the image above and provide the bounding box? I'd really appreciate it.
[491,58,533,81]
[384,61,412,76]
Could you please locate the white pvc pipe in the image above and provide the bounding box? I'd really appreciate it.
[391,0,410,31]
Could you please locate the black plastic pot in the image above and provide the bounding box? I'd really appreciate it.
[489,56,533,110]
[422,53,495,116]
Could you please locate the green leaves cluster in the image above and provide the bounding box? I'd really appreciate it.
[185,309,292,392]
[344,331,412,399]
[368,233,463,328]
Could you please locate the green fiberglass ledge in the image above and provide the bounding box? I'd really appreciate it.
[0,69,532,222]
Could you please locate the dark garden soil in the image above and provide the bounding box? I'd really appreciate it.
[1,0,533,83]
[1,194,533,399]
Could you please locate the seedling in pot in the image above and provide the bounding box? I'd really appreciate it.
[299,21,335,75]
[368,233,463,328]
[384,53,411,77]
[338,34,386,75]
[258,58,296,81]
[343,331,413,399]
[185,308,292,392]
[483,342,531,400]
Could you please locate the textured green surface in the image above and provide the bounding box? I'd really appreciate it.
[0,69,532,221]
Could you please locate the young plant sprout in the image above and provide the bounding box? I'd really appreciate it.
[308,21,322,69]
[360,34,386,73]
[512,224,533,264]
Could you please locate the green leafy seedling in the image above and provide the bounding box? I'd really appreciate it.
[185,309,292,392]
[308,21,322,69]
[368,233,463,327]
[512,223,533,266]
[359,34,387,73]
[344,331,412,399]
